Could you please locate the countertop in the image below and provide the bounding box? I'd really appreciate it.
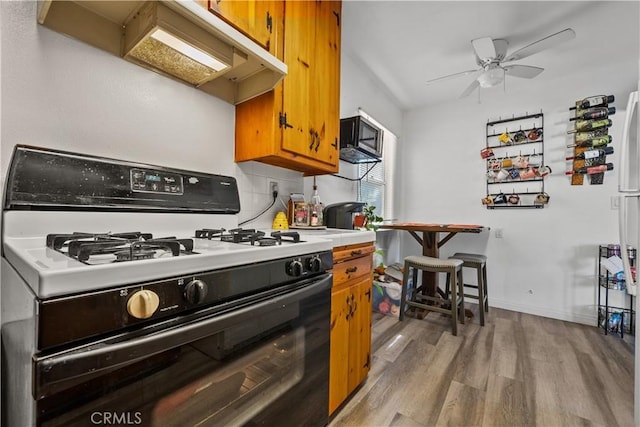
[290,228,377,247]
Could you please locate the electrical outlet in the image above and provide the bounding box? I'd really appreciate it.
[270,181,279,195]
[611,196,620,210]
[495,228,503,239]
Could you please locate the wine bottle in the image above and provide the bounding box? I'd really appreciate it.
[565,163,614,175]
[565,146,614,160]
[569,95,615,111]
[567,135,612,148]
[567,119,612,134]
[570,107,616,121]
[567,132,613,147]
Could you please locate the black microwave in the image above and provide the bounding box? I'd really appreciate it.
[339,116,383,163]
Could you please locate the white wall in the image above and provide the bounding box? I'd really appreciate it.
[400,57,639,324]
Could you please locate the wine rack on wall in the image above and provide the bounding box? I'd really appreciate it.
[567,95,616,185]
[482,111,549,209]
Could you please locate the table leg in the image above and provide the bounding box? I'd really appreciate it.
[421,231,438,298]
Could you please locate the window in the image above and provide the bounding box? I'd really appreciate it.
[358,160,384,215]
[357,111,397,222]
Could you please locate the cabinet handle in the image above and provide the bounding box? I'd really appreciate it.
[331,138,338,149]
[346,296,351,320]
[365,289,371,301]
[350,249,362,256]
[309,129,315,150]
[333,11,340,26]
[346,266,358,274]
[314,132,320,152]
[279,112,293,129]
[266,11,272,33]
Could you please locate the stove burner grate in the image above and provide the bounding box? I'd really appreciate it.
[194,228,303,246]
[45,232,195,264]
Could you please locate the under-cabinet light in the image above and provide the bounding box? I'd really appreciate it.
[150,28,228,72]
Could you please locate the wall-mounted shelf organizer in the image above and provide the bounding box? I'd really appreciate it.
[567,95,616,186]
[597,244,635,338]
[482,111,548,209]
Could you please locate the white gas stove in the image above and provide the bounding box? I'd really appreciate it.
[1,145,334,427]
[3,211,331,298]
[1,146,332,298]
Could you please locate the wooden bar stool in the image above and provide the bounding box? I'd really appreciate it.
[447,253,489,326]
[399,256,465,336]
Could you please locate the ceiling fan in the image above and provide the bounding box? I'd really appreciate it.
[427,28,576,98]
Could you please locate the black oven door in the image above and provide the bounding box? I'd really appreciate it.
[33,274,332,427]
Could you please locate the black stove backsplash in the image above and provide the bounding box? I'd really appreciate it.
[4,145,240,214]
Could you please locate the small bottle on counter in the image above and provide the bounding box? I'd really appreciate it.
[310,183,323,226]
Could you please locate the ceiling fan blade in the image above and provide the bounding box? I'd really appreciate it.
[427,68,480,84]
[503,28,576,62]
[503,65,544,79]
[471,37,496,60]
[493,39,509,60]
[460,79,480,98]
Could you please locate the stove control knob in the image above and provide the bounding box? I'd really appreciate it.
[184,279,208,304]
[287,259,304,277]
[307,256,322,273]
[127,290,160,319]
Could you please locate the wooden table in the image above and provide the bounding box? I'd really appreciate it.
[380,222,487,298]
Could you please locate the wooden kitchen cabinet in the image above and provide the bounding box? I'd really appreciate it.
[329,242,374,415]
[235,0,341,175]
[196,0,283,55]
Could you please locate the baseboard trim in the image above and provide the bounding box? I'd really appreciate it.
[487,299,598,326]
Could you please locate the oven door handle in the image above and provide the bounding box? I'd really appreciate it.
[33,273,332,400]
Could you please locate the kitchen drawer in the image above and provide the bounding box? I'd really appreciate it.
[333,255,372,287]
[333,243,375,264]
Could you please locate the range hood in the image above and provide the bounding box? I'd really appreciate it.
[37,0,287,105]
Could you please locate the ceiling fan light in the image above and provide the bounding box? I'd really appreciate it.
[478,67,504,88]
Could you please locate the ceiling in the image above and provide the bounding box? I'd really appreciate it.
[341,1,640,111]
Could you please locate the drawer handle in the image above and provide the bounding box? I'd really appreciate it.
[346,266,358,274]
[350,250,363,256]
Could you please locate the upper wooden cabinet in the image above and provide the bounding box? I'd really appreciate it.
[234,0,341,175]
[198,0,282,55]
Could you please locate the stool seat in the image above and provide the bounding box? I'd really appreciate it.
[451,252,486,264]
[449,252,489,326]
[404,255,463,269]
[400,255,465,336]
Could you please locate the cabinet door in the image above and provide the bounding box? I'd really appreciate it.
[310,0,341,168]
[280,0,313,160]
[206,0,281,54]
[348,276,372,392]
[280,0,339,170]
[329,285,351,415]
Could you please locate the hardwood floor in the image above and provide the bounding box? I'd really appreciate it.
[329,304,634,427]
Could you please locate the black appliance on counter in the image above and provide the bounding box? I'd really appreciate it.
[1,145,332,427]
[339,115,383,164]
[323,202,366,229]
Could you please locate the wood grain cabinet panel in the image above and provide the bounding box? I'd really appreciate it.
[329,242,373,415]
[234,0,341,175]
[196,0,283,55]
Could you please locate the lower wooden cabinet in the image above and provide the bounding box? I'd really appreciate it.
[329,242,374,415]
